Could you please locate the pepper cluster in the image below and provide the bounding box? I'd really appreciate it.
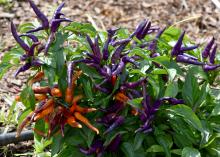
[171,32,220,71]
[15,70,99,137]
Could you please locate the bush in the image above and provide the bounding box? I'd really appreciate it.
[1,1,220,156]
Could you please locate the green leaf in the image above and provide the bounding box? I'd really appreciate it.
[51,134,63,156]
[182,69,200,107]
[134,132,145,150]
[81,77,93,100]
[0,63,13,79]
[7,100,16,124]
[167,68,176,82]
[155,130,173,157]
[57,145,85,157]
[167,105,203,132]
[164,82,178,97]
[127,97,143,109]
[146,145,164,153]
[65,22,97,37]
[51,32,67,77]
[211,103,220,116]
[181,147,201,157]
[79,63,102,79]
[152,68,168,75]
[20,86,36,110]
[121,142,135,157]
[17,108,32,127]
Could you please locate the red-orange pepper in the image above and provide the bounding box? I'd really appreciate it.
[16,111,34,137]
[74,112,99,134]
[34,102,54,121]
[65,87,73,104]
[28,71,44,85]
[115,92,129,102]
[35,94,48,101]
[51,88,62,97]
[111,75,117,86]
[32,86,50,94]
[75,105,97,114]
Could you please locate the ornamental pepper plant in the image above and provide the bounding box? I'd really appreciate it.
[1,1,220,157]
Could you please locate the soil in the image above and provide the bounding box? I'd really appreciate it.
[0,0,220,155]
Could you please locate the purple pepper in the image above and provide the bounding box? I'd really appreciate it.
[20,54,29,61]
[176,55,204,65]
[94,35,102,60]
[112,59,125,75]
[67,62,74,87]
[14,62,31,77]
[111,39,131,64]
[122,56,139,67]
[27,0,49,33]
[99,101,124,114]
[95,84,111,94]
[202,37,215,59]
[31,59,43,67]
[96,113,118,126]
[44,33,55,55]
[135,119,152,133]
[181,53,198,60]
[171,31,185,56]
[136,20,151,40]
[180,45,199,52]
[130,19,148,38]
[50,18,72,33]
[106,134,122,152]
[52,2,65,19]
[19,34,39,42]
[111,38,132,47]
[148,27,166,52]
[123,77,146,89]
[209,44,217,64]
[11,22,30,52]
[104,116,124,134]
[28,42,40,56]
[79,139,104,155]
[202,64,220,71]
[150,52,160,58]
[86,35,101,61]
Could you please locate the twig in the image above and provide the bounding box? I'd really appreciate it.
[211,0,220,9]
[170,14,202,27]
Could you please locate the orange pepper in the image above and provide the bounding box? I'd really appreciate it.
[15,95,20,101]
[66,116,82,128]
[65,87,73,104]
[75,105,96,114]
[72,70,82,83]
[72,95,83,104]
[51,88,62,97]
[34,98,54,114]
[115,92,129,102]
[32,128,47,137]
[131,107,139,116]
[70,101,77,113]
[35,94,48,101]
[34,103,54,121]
[74,112,99,134]
[28,71,44,85]
[16,111,34,137]
[32,86,50,94]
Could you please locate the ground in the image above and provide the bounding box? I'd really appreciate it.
[0,0,220,155]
